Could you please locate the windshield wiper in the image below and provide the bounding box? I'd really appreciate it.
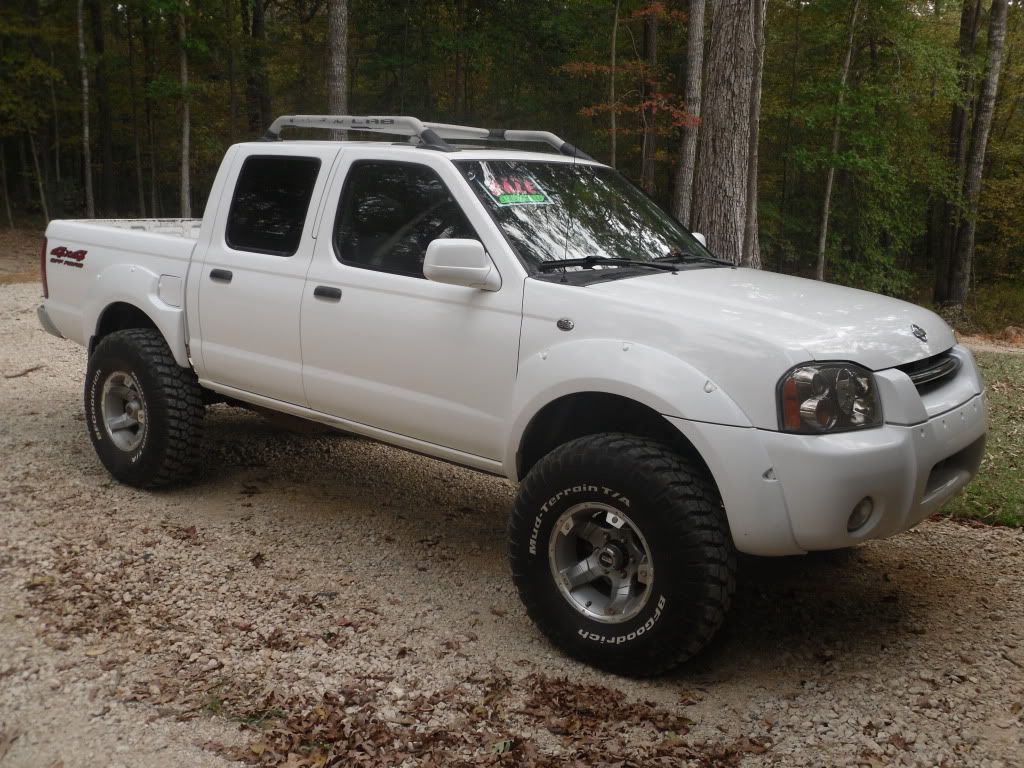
[536,255,679,273]
[656,249,731,266]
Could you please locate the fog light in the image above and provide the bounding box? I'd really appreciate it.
[847,497,874,532]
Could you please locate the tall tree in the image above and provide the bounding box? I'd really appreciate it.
[933,0,983,302]
[691,0,766,265]
[179,7,191,218]
[949,0,1009,305]
[639,6,659,195]
[76,0,95,218]
[609,0,622,169]
[88,0,114,215]
[671,0,704,226]
[741,0,767,268]
[328,0,349,116]
[244,0,272,132]
[814,0,860,281]
[126,7,146,216]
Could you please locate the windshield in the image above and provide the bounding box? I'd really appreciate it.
[454,160,718,272]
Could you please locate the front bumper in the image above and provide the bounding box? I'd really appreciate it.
[668,391,987,556]
[37,304,64,338]
[758,393,986,551]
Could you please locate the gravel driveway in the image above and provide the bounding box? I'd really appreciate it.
[1,280,1023,767]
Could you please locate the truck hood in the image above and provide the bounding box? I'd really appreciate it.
[590,267,954,371]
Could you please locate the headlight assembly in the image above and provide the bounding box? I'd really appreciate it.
[778,362,882,433]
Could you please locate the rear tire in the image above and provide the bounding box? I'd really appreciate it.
[509,433,735,677]
[84,329,204,488]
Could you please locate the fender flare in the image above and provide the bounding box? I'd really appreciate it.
[85,263,190,368]
[503,338,752,478]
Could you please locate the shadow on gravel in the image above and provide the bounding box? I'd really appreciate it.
[186,406,942,686]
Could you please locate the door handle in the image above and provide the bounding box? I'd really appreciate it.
[313,285,342,301]
[209,268,233,283]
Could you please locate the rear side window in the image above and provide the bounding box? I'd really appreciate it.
[333,161,477,278]
[226,155,321,256]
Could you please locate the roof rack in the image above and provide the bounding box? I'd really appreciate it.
[261,115,594,161]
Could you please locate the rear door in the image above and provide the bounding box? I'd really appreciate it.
[195,145,339,404]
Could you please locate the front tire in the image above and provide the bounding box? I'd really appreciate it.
[84,329,204,488]
[509,433,735,676]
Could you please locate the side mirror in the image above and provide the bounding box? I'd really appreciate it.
[423,239,501,291]
[692,232,707,247]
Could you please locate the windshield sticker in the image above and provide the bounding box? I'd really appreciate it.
[477,164,550,206]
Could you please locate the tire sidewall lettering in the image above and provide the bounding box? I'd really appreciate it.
[522,481,676,649]
[86,347,156,479]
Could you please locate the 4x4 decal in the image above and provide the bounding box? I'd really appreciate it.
[50,246,87,268]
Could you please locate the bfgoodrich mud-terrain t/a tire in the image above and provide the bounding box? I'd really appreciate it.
[84,329,204,488]
[509,433,736,677]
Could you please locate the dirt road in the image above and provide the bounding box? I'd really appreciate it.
[2,277,1023,767]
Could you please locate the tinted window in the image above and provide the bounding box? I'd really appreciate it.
[226,156,321,256]
[334,161,476,278]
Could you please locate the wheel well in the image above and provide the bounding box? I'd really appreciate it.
[516,392,713,480]
[90,302,158,356]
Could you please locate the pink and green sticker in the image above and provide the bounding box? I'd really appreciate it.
[480,171,549,205]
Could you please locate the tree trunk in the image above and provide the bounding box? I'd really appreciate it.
[88,0,114,215]
[28,132,49,223]
[640,9,659,195]
[327,0,348,112]
[691,0,766,265]
[609,0,621,169]
[77,0,95,218]
[328,0,349,138]
[740,0,766,269]
[179,10,191,218]
[126,7,146,217]
[671,0,704,226]
[814,0,860,281]
[454,0,466,119]
[777,0,803,271]
[141,9,159,216]
[245,0,272,133]
[226,0,238,142]
[949,0,1009,305]
[1,144,14,229]
[933,0,983,303]
[49,50,61,184]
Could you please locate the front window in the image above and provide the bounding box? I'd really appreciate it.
[455,160,716,273]
[334,161,478,279]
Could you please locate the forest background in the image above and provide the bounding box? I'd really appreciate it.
[1,0,1021,329]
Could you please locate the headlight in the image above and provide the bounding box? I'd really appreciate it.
[778,363,882,433]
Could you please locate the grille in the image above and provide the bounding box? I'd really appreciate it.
[896,350,960,390]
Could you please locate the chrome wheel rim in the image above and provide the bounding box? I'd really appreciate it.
[101,370,147,452]
[548,502,653,624]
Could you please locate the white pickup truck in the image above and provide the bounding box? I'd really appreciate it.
[38,115,987,676]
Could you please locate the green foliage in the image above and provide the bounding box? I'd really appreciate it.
[961,280,1024,335]
[0,0,1020,307]
[945,351,1024,527]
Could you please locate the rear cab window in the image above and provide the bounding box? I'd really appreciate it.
[226,155,322,256]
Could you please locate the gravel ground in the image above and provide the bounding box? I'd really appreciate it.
[2,277,1024,767]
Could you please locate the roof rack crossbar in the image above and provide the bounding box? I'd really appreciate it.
[261,115,594,160]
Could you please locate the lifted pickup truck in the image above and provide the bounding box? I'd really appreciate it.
[38,115,987,676]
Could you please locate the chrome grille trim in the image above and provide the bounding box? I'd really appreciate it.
[897,351,961,389]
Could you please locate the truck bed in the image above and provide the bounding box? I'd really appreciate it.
[42,218,201,361]
[55,218,202,238]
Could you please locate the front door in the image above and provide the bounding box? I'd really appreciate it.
[196,146,339,404]
[301,157,522,460]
